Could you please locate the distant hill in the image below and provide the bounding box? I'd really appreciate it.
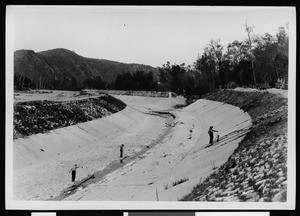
[14,48,159,90]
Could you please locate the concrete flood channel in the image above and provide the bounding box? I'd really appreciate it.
[13,94,251,201]
[51,111,176,200]
[61,98,251,201]
[13,94,181,201]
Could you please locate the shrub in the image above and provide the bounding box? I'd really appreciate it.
[172,177,189,187]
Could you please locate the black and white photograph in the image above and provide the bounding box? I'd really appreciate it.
[5,6,296,210]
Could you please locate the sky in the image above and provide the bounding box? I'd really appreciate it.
[8,6,295,67]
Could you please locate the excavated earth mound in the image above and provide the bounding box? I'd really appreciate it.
[99,90,177,97]
[13,94,126,139]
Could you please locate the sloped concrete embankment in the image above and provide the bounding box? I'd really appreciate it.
[14,105,137,171]
[62,97,251,201]
[112,94,186,112]
[181,90,288,202]
[13,105,172,200]
[138,99,252,201]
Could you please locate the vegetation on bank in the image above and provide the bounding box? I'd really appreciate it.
[180,90,288,202]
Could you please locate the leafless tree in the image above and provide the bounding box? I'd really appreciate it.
[244,21,257,85]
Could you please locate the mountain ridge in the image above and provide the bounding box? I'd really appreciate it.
[14,48,159,90]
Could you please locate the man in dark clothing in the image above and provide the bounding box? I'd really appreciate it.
[208,126,218,145]
[69,164,83,182]
[120,144,124,163]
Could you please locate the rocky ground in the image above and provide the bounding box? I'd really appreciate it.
[180,90,288,202]
[13,94,126,139]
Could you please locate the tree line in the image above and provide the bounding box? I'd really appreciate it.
[157,23,289,96]
[14,71,156,91]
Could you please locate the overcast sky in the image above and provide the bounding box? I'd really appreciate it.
[8,6,294,67]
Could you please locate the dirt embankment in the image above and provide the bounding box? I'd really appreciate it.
[100,90,178,97]
[13,94,126,139]
[181,90,288,202]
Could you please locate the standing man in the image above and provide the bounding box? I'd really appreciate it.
[208,126,218,145]
[69,164,83,183]
[120,144,124,163]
